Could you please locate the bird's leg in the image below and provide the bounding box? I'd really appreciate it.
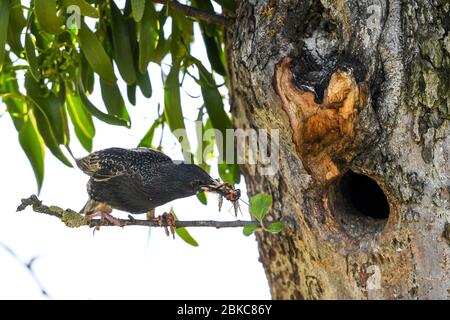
[83,201,123,230]
[87,211,124,228]
[156,212,176,239]
[146,209,155,220]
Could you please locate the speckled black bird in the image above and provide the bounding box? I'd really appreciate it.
[76,147,220,229]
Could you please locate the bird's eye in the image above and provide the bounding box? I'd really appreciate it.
[191,180,201,187]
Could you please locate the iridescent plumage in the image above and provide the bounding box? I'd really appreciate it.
[77,147,217,214]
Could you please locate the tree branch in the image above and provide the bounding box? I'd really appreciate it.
[17,195,255,229]
[0,243,50,298]
[152,0,232,26]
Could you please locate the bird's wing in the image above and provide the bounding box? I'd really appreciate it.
[76,147,173,181]
[128,147,173,163]
[127,148,174,183]
[76,151,126,181]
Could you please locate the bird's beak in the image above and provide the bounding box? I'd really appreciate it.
[201,184,218,192]
[201,178,222,192]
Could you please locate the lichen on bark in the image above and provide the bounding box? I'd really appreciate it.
[404,0,449,164]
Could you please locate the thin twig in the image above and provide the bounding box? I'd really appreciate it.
[0,243,50,298]
[152,0,231,26]
[17,195,255,229]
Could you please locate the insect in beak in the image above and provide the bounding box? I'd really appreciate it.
[201,181,241,216]
[218,193,224,212]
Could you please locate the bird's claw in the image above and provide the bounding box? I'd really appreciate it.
[156,212,175,239]
[87,211,124,233]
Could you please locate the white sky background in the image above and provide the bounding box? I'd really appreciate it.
[0,3,270,299]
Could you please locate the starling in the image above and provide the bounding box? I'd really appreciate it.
[76,147,224,232]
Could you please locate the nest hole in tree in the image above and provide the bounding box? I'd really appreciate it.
[328,170,389,238]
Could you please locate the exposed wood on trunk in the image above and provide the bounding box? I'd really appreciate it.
[274,57,368,182]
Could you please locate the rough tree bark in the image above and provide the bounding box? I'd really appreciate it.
[226,0,449,299]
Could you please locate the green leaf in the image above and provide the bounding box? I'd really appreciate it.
[195,116,211,172]
[138,2,157,73]
[25,34,40,81]
[197,62,241,184]
[25,75,72,167]
[127,84,136,106]
[0,67,26,128]
[1,70,46,190]
[267,222,284,234]
[193,58,232,153]
[78,21,117,84]
[175,227,199,247]
[212,0,237,12]
[191,0,225,75]
[80,53,94,94]
[131,0,145,22]
[66,93,95,152]
[7,0,26,56]
[35,0,61,35]
[151,12,169,64]
[0,0,10,71]
[30,18,51,50]
[99,79,130,123]
[25,77,68,145]
[250,193,272,222]
[196,191,207,205]
[138,119,160,148]
[164,60,191,155]
[243,224,259,237]
[110,0,137,84]
[190,0,215,36]
[137,70,152,98]
[202,32,226,76]
[232,165,241,183]
[30,101,72,167]
[193,59,241,183]
[171,209,199,247]
[201,82,230,141]
[77,78,129,127]
[62,0,99,18]
[218,163,240,184]
[18,115,45,193]
[164,60,185,132]
[170,11,192,59]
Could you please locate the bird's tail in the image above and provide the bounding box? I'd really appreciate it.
[65,145,90,173]
[74,156,91,174]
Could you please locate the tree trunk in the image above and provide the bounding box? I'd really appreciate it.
[227,0,449,299]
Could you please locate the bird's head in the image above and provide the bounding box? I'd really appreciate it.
[172,163,218,193]
[168,163,241,212]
